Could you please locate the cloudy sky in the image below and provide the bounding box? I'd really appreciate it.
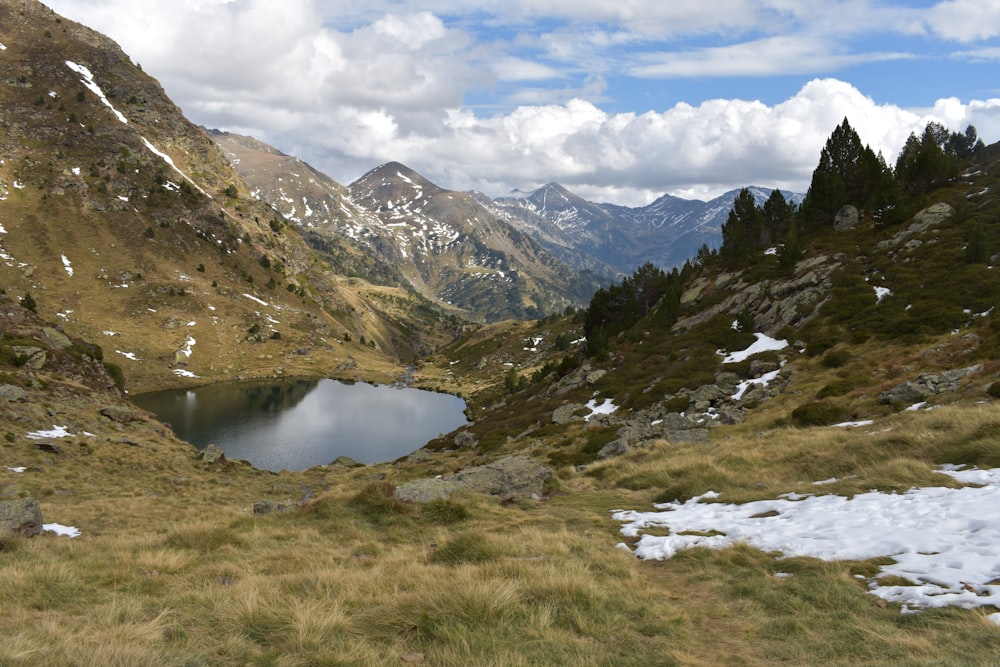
[44,0,1000,205]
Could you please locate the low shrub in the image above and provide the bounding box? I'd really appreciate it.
[419,498,468,524]
[821,349,852,368]
[790,401,851,427]
[349,481,416,525]
[428,533,499,565]
[816,379,856,399]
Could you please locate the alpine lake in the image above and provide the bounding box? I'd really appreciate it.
[132,378,469,472]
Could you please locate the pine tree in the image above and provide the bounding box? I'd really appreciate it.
[895,122,957,195]
[800,118,892,228]
[720,188,763,266]
[761,189,794,245]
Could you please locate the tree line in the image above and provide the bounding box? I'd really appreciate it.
[581,118,986,355]
[701,118,985,269]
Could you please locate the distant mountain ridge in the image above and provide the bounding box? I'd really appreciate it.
[489,184,804,275]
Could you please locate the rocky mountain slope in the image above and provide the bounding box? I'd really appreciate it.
[211,129,602,322]
[0,0,458,392]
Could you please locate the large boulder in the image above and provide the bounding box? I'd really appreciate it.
[833,205,859,231]
[0,497,42,536]
[552,404,583,424]
[197,444,226,463]
[0,384,27,402]
[394,456,552,503]
[596,438,631,460]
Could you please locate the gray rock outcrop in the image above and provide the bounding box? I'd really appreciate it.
[394,455,552,502]
[0,497,42,536]
[876,202,954,252]
[552,404,583,424]
[197,444,226,463]
[0,384,27,402]
[879,364,981,404]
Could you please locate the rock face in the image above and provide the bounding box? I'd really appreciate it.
[0,498,42,537]
[394,456,551,502]
[673,254,839,334]
[876,202,954,252]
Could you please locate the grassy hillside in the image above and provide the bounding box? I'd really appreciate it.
[3,294,1000,664]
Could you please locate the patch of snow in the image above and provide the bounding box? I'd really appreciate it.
[764,246,778,256]
[179,336,195,358]
[585,397,618,421]
[43,523,81,538]
[732,368,781,401]
[61,254,73,276]
[0,42,6,50]
[5,466,26,473]
[116,350,140,361]
[243,293,268,306]
[71,167,80,176]
[117,195,129,202]
[722,333,788,363]
[833,419,875,428]
[613,466,1000,615]
[173,368,199,378]
[875,286,892,303]
[906,402,927,412]
[48,90,58,98]
[26,425,74,440]
[13,180,25,189]
[103,330,118,336]
[0,224,6,234]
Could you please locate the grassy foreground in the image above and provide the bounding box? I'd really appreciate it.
[3,396,1000,666]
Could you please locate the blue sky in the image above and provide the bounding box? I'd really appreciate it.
[42,0,1000,205]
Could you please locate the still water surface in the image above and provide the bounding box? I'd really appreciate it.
[132,378,468,471]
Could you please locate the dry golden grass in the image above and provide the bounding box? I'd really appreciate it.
[4,374,1000,665]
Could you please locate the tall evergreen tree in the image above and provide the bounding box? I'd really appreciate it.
[761,189,795,244]
[800,118,892,228]
[720,188,763,266]
[895,122,957,195]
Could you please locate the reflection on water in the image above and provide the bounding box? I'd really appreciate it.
[132,379,468,471]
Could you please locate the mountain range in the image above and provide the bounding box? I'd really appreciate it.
[211,128,803,316]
